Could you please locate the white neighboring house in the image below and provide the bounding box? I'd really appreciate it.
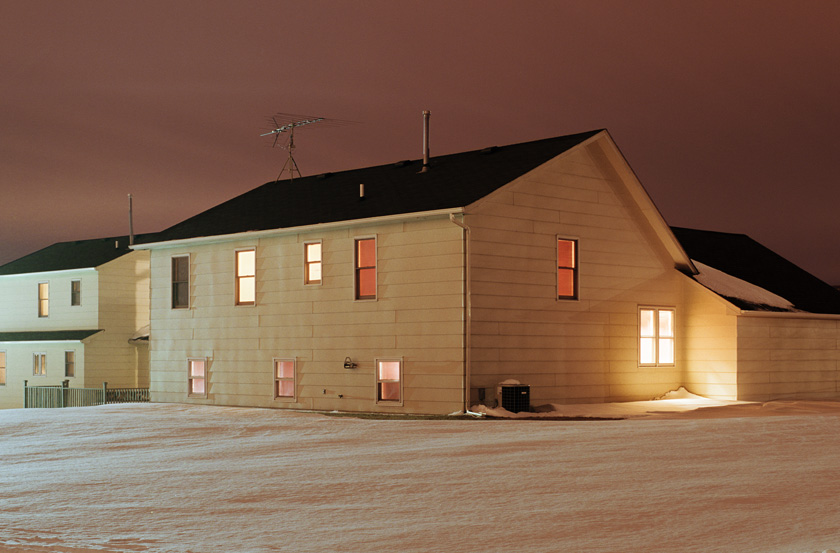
[0,236,150,409]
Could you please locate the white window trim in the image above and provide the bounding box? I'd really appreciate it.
[171,254,190,310]
[64,350,76,378]
[188,357,208,398]
[70,279,82,307]
[638,306,676,367]
[354,235,377,302]
[235,248,257,306]
[273,358,297,401]
[303,240,323,286]
[33,352,47,377]
[375,357,403,406]
[556,236,579,301]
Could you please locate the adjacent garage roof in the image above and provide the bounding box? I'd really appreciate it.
[672,226,840,315]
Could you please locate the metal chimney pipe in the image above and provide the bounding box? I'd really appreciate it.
[421,110,430,173]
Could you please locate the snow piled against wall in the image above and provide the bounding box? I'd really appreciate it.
[693,260,795,310]
[3,403,840,553]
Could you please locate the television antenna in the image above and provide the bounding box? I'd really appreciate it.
[261,113,356,182]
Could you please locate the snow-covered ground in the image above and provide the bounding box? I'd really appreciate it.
[2,399,840,553]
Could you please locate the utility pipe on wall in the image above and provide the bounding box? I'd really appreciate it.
[449,212,472,413]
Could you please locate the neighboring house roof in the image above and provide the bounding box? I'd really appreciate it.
[671,227,840,315]
[0,235,152,276]
[137,130,603,244]
[0,330,103,342]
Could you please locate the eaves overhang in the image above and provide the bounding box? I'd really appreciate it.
[0,329,104,343]
[0,267,98,279]
[131,207,464,250]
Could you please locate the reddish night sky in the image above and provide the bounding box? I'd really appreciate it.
[2,2,839,283]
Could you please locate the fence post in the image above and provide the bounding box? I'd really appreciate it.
[102,382,108,405]
[61,380,69,408]
[23,380,28,408]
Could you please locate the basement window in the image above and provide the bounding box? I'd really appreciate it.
[304,242,322,285]
[274,359,296,399]
[236,249,256,305]
[376,358,402,404]
[188,358,207,398]
[639,308,675,366]
[557,238,578,300]
[355,237,376,300]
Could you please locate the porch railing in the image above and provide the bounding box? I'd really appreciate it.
[24,380,150,408]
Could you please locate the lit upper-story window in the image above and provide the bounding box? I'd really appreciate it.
[355,238,376,300]
[304,242,322,285]
[639,308,675,366]
[38,282,49,317]
[557,238,578,300]
[236,249,256,305]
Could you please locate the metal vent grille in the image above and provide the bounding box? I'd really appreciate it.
[500,385,530,413]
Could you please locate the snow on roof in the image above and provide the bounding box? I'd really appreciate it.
[692,260,796,311]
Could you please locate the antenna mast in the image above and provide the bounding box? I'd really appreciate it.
[261,113,357,182]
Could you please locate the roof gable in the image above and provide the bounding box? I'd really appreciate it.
[139,130,603,244]
[671,226,840,314]
[0,235,149,276]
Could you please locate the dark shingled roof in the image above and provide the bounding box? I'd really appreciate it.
[140,130,603,243]
[671,227,840,315]
[0,234,154,276]
[0,330,103,342]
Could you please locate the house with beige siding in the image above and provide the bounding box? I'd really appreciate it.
[0,236,151,409]
[133,129,840,414]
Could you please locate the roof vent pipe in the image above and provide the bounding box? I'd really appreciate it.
[420,110,430,173]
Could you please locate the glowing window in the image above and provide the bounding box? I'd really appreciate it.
[65,351,75,378]
[0,351,6,386]
[171,255,190,309]
[38,282,49,317]
[70,280,81,306]
[305,242,322,285]
[376,359,402,403]
[639,308,675,366]
[33,353,46,376]
[188,358,207,397]
[355,238,376,300]
[274,359,295,399]
[236,249,256,305]
[557,238,578,300]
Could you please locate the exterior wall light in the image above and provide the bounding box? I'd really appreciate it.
[343,357,357,369]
